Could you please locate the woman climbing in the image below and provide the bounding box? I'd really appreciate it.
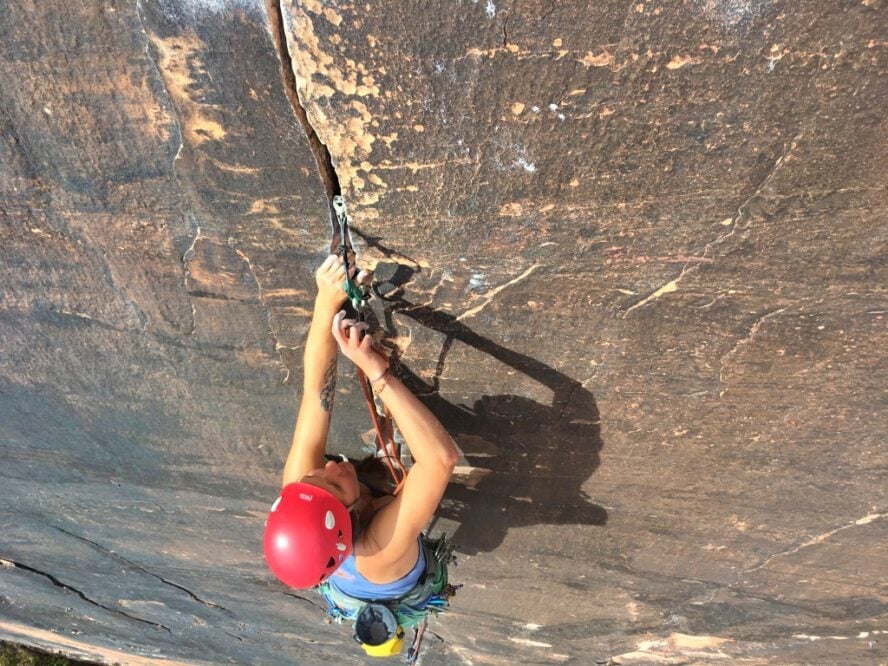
[264,253,460,657]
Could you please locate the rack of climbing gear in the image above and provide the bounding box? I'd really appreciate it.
[331,195,408,493]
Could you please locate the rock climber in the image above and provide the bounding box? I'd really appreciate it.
[264,253,459,605]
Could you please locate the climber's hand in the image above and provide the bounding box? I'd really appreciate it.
[331,311,387,377]
[314,254,355,311]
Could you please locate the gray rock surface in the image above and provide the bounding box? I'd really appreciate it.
[1,0,886,663]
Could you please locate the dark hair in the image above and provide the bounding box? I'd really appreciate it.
[353,454,396,495]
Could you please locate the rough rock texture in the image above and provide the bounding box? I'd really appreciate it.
[1,0,886,664]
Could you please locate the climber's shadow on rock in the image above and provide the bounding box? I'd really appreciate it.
[366,261,607,556]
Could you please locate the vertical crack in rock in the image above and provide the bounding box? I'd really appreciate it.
[265,0,341,206]
[52,526,230,614]
[134,0,200,336]
[180,221,201,336]
[0,556,171,633]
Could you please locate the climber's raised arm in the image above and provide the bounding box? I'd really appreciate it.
[331,311,460,578]
[282,255,351,487]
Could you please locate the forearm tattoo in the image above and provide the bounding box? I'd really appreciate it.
[320,358,336,413]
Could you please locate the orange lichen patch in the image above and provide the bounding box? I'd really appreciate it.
[569,179,580,187]
[579,50,614,67]
[322,7,342,25]
[282,0,383,199]
[264,218,306,239]
[666,54,702,69]
[263,288,308,300]
[38,62,174,145]
[499,202,525,217]
[729,515,749,531]
[552,38,563,47]
[247,200,280,214]
[599,107,615,118]
[276,305,314,316]
[375,159,470,172]
[413,124,425,132]
[203,155,260,175]
[148,31,226,146]
[237,347,275,369]
[511,102,526,115]
[187,260,239,291]
[462,45,520,59]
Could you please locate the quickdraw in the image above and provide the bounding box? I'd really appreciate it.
[332,195,370,310]
[331,195,407,493]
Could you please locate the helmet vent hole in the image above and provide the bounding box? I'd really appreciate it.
[337,529,343,539]
[325,510,336,529]
[326,556,336,569]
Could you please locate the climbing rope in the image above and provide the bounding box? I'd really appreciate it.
[406,618,427,665]
[332,195,408,494]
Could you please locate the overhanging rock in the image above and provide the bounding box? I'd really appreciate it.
[1,0,886,663]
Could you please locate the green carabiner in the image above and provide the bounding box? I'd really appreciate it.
[332,195,369,310]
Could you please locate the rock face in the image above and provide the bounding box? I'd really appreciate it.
[1,0,886,663]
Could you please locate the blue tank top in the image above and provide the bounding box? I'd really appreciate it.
[329,538,426,600]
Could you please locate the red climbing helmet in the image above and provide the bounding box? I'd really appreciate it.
[263,482,353,589]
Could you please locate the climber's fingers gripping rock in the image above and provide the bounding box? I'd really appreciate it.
[314,254,357,311]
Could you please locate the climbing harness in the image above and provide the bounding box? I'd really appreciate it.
[332,195,408,493]
[317,533,460,660]
[323,195,459,661]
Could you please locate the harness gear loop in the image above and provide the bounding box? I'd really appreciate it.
[331,195,407,492]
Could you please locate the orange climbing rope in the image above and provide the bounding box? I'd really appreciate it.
[332,195,408,494]
[356,366,408,494]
